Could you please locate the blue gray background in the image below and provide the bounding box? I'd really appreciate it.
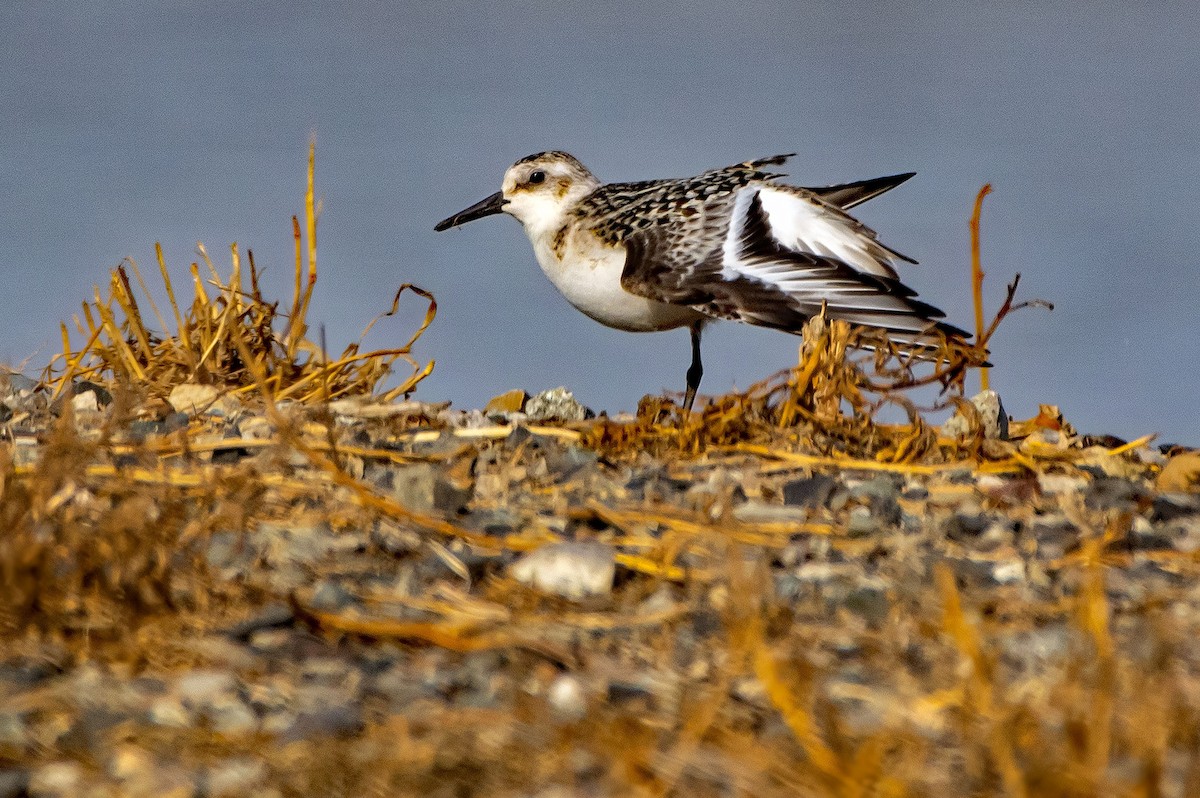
[3,2,1197,442]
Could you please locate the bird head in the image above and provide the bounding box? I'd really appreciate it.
[434,151,599,237]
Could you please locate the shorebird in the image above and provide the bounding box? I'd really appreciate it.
[435,152,968,411]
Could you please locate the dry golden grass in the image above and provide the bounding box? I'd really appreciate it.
[41,142,436,409]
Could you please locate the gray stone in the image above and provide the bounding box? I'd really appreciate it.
[205,531,257,574]
[547,674,588,720]
[73,380,112,406]
[0,770,29,798]
[1029,515,1079,559]
[1153,494,1200,523]
[371,519,423,555]
[942,389,1008,439]
[0,712,27,749]
[848,476,901,501]
[509,541,615,600]
[178,670,238,705]
[846,506,879,538]
[223,603,294,641]
[71,390,98,413]
[525,387,592,422]
[782,475,837,508]
[309,579,355,611]
[207,696,258,735]
[28,762,83,798]
[732,500,811,524]
[991,561,1025,584]
[57,708,128,756]
[944,513,996,542]
[148,697,192,728]
[842,584,890,625]
[237,415,274,439]
[390,463,437,512]
[1085,478,1147,511]
[278,704,362,742]
[204,757,269,797]
[260,522,347,567]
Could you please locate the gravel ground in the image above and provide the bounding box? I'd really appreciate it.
[1,380,1199,797]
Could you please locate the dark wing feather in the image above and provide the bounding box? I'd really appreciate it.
[804,172,916,211]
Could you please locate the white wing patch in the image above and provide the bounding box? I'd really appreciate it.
[712,185,949,338]
[755,187,905,280]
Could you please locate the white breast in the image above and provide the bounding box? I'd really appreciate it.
[527,227,702,333]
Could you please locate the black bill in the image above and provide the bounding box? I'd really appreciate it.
[434,191,507,231]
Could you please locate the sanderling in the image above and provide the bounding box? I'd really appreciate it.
[435,152,967,411]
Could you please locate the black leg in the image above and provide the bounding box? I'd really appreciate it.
[683,321,704,412]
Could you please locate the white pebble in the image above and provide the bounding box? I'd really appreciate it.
[508,541,615,600]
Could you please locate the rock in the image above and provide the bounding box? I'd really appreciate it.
[782,475,837,508]
[259,521,350,567]
[0,369,38,395]
[485,389,527,414]
[370,520,423,556]
[208,697,258,735]
[175,670,256,734]
[57,708,128,757]
[1085,478,1147,511]
[1029,515,1080,559]
[71,390,98,413]
[178,670,238,705]
[525,387,592,422]
[238,415,275,440]
[942,389,1008,440]
[0,712,27,749]
[278,704,363,743]
[944,512,995,542]
[732,501,810,524]
[309,579,355,611]
[204,758,269,797]
[327,398,421,419]
[391,462,468,513]
[205,530,257,577]
[547,674,588,719]
[1037,473,1089,495]
[991,561,1025,584]
[0,770,29,798]
[846,506,879,537]
[72,380,112,406]
[148,697,192,728]
[841,584,890,625]
[1152,494,1200,523]
[606,680,654,706]
[1158,451,1200,493]
[110,749,195,798]
[1126,516,1174,551]
[128,412,189,439]
[509,541,615,600]
[169,383,219,414]
[28,762,84,797]
[848,476,901,501]
[223,603,295,641]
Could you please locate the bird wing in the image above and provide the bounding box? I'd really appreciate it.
[803,172,916,211]
[590,160,963,341]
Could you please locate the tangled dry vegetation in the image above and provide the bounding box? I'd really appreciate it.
[2,162,1199,797]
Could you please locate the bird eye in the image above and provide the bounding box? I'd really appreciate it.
[528,170,545,185]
